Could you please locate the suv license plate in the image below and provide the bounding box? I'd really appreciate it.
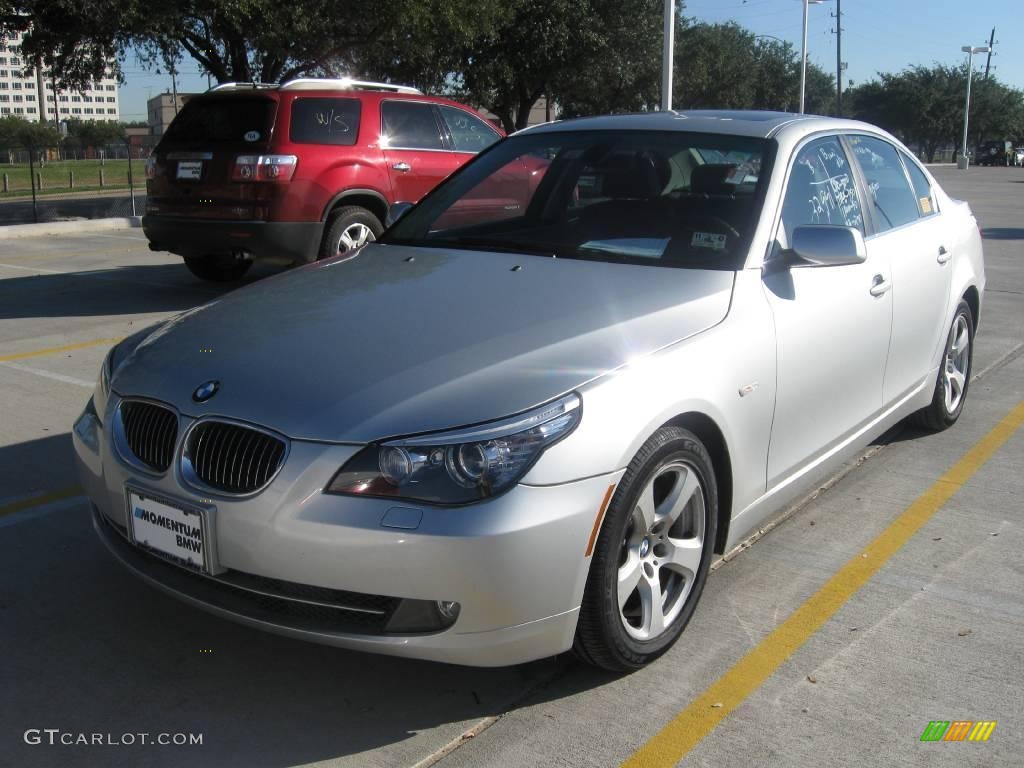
[176,161,202,180]
[127,490,208,572]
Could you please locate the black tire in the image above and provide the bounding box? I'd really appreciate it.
[574,426,717,672]
[183,254,252,282]
[912,299,974,431]
[318,205,383,261]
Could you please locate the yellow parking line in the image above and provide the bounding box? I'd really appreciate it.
[0,486,83,518]
[623,400,1024,768]
[0,337,121,364]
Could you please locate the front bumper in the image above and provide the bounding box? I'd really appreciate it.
[142,214,322,264]
[74,397,621,667]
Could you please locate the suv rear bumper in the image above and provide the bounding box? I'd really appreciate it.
[142,215,322,264]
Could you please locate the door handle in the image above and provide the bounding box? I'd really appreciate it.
[391,162,411,173]
[869,274,891,297]
[937,245,952,264]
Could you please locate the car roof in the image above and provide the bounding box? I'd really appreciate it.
[517,110,875,140]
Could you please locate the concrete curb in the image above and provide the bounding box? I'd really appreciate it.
[0,216,142,240]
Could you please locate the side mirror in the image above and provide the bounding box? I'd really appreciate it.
[789,225,867,267]
[384,201,414,228]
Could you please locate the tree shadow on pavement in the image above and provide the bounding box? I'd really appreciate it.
[980,228,1024,240]
[0,262,282,320]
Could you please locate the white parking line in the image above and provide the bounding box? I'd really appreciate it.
[0,360,94,388]
[86,233,148,241]
[0,261,64,274]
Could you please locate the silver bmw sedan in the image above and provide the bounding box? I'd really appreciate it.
[73,111,985,671]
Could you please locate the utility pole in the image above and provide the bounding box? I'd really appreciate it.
[800,1,824,114]
[171,64,179,116]
[984,27,996,78]
[832,0,843,116]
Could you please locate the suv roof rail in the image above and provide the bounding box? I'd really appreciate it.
[208,82,277,92]
[278,77,422,94]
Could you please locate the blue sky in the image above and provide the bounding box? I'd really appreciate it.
[116,0,1021,122]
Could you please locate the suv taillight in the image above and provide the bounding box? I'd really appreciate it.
[145,155,157,180]
[232,155,298,182]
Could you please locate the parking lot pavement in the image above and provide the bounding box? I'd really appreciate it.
[2,167,1022,768]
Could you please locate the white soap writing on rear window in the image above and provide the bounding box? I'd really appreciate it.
[691,232,727,251]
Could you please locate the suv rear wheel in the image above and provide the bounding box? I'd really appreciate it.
[183,254,253,282]
[320,206,383,260]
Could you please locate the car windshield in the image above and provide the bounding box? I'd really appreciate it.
[383,129,772,269]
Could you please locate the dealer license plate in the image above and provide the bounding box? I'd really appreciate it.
[176,160,203,180]
[127,491,207,571]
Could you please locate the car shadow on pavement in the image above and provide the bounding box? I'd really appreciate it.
[980,227,1024,240]
[0,262,283,320]
[3,434,574,768]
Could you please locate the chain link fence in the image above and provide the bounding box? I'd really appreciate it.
[0,138,156,226]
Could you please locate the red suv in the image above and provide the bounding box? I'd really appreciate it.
[143,79,503,281]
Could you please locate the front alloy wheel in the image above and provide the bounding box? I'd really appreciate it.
[618,461,706,641]
[575,426,717,671]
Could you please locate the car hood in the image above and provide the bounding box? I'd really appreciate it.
[113,244,735,442]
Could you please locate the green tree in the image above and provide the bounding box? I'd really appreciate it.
[0,115,61,149]
[63,118,126,149]
[672,22,833,114]
[443,0,659,132]
[2,0,503,91]
[544,0,663,121]
[846,65,1024,161]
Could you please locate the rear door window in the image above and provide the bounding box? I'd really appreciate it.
[381,101,444,150]
[847,135,920,233]
[437,105,500,153]
[289,97,361,145]
[900,151,937,217]
[162,97,276,145]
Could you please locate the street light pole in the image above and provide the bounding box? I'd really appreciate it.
[799,0,824,114]
[800,0,809,113]
[661,0,675,111]
[958,44,991,170]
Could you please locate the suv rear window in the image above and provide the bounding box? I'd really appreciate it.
[289,97,361,145]
[162,97,276,145]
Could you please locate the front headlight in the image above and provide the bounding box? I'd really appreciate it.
[325,393,581,504]
[93,346,115,417]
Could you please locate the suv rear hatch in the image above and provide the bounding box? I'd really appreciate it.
[146,93,281,220]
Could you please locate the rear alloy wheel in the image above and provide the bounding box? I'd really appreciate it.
[912,299,974,431]
[319,206,382,260]
[182,254,253,282]
[574,426,716,671]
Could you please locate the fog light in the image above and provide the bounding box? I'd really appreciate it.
[436,600,461,622]
[384,598,462,633]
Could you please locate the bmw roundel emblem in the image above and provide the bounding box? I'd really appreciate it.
[192,380,220,403]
